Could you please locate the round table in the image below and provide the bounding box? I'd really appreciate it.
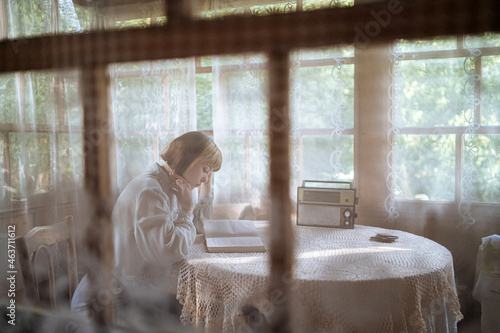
[176,221,462,332]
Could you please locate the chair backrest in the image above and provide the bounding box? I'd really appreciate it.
[16,215,78,307]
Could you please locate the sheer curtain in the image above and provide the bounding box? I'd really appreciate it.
[0,0,197,223]
[111,58,197,190]
[386,35,500,227]
[212,54,270,208]
[0,0,84,230]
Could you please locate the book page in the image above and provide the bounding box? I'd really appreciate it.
[204,219,259,238]
[206,236,265,253]
[204,219,265,253]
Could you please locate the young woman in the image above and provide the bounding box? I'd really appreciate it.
[72,131,222,328]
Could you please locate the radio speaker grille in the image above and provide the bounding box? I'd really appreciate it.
[303,190,340,204]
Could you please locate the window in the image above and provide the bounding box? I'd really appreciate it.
[390,34,500,206]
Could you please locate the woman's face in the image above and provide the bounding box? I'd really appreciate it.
[182,160,212,189]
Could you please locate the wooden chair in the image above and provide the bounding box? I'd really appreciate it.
[16,215,78,307]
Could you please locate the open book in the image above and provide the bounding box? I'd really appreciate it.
[204,219,266,253]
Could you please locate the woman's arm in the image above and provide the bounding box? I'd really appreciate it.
[134,188,197,266]
[193,171,214,234]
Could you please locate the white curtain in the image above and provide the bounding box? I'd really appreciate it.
[212,55,270,207]
[111,58,197,190]
[0,0,197,225]
[386,35,500,226]
[0,0,84,225]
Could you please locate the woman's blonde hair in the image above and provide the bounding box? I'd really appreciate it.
[160,131,222,176]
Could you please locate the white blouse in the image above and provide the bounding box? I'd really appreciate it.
[112,163,213,294]
[71,163,213,313]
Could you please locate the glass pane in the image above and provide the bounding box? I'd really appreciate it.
[7,0,53,38]
[6,0,84,38]
[251,2,297,15]
[157,135,176,162]
[468,134,500,204]
[0,73,17,123]
[9,132,52,198]
[200,56,212,67]
[399,58,469,127]
[302,135,354,181]
[291,64,354,129]
[300,45,355,60]
[58,0,85,33]
[399,36,457,53]
[196,73,213,130]
[198,7,245,20]
[0,133,6,209]
[303,0,353,10]
[481,55,500,126]
[58,133,83,191]
[395,134,455,201]
[63,73,83,126]
[24,72,56,125]
[222,70,268,130]
[114,76,163,132]
[248,134,270,195]
[116,136,157,189]
[465,32,500,49]
[217,135,249,199]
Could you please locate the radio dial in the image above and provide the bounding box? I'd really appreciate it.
[344,210,351,218]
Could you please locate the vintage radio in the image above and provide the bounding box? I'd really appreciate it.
[297,180,358,229]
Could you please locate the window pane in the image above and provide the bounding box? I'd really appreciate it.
[303,0,353,10]
[468,134,500,203]
[114,76,163,132]
[251,2,296,15]
[196,73,213,130]
[116,136,156,188]
[63,74,83,126]
[222,70,268,129]
[302,135,354,181]
[9,132,52,198]
[291,64,354,129]
[24,72,56,125]
[0,74,17,123]
[481,55,500,126]
[248,134,269,195]
[399,36,457,53]
[58,133,83,191]
[300,45,354,60]
[464,32,500,49]
[0,133,6,209]
[399,58,468,127]
[395,135,455,201]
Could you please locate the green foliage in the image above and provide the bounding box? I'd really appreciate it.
[399,58,468,127]
[395,135,455,201]
[470,135,500,203]
[482,56,500,126]
[196,74,213,130]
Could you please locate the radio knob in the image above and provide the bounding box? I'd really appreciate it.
[345,220,350,225]
[344,210,351,218]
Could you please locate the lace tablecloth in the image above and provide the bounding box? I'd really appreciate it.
[176,222,462,332]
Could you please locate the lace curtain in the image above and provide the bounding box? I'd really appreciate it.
[386,35,500,226]
[0,0,84,223]
[209,1,354,213]
[0,1,196,228]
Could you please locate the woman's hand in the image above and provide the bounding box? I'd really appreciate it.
[169,173,194,212]
[200,171,213,198]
